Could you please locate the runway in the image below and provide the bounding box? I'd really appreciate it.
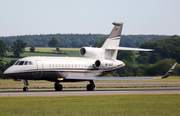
[1,87,180,97]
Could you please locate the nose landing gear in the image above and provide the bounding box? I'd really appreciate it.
[23,80,29,91]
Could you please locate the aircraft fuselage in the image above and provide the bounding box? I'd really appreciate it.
[4,56,125,82]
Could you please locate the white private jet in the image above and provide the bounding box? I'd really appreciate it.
[3,22,177,91]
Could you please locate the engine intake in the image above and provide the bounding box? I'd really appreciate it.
[79,47,103,58]
[79,47,86,56]
[94,59,116,69]
[94,60,101,69]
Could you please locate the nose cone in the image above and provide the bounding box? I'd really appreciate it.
[3,67,14,78]
[3,66,21,78]
[4,66,34,79]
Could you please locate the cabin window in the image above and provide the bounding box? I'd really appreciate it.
[19,61,24,65]
[29,61,33,65]
[62,64,64,68]
[24,61,28,65]
[14,61,20,65]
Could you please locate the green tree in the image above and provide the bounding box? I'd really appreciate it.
[56,47,62,53]
[172,47,180,63]
[10,59,18,66]
[0,40,7,58]
[48,37,60,47]
[94,36,107,47]
[29,46,35,52]
[146,59,176,76]
[71,41,78,48]
[117,51,135,62]
[11,39,27,57]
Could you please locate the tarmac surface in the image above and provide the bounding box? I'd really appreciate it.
[1,87,180,97]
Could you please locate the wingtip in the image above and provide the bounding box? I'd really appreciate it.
[160,62,177,79]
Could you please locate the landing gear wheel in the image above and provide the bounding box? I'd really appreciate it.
[54,83,63,91]
[23,87,28,91]
[86,84,95,91]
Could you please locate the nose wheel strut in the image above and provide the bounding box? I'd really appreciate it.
[23,80,29,91]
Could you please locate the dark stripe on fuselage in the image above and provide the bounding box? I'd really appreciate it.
[4,63,125,82]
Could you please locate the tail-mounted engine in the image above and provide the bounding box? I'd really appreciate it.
[79,47,103,58]
[94,59,114,69]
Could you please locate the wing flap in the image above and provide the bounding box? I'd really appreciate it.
[66,76,154,81]
[94,77,153,81]
[65,76,95,81]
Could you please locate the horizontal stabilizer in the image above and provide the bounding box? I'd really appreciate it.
[106,47,154,51]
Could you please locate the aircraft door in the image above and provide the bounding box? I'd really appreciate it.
[35,60,43,78]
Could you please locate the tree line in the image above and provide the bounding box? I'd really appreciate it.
[0,34,180,78]
[115,35,180,77]
[0,34,170,48]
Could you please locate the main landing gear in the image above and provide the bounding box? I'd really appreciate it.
[54,82,63,91]
[23,80,29,91]
[86,80,95,91]
[54,80,95,91]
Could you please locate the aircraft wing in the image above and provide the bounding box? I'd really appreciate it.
[106,47,154,51]
[65,76,154,81]
[65,62,177,81]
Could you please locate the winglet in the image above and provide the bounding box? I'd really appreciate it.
[159,62,177,79]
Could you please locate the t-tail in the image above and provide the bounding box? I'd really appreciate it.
[102,22,123,60]
[79,22,153,60]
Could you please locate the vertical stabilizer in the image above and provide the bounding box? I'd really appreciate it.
[102,22,123,60]
[108,22,123,39]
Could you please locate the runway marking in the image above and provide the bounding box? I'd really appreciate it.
[1,87,180,97]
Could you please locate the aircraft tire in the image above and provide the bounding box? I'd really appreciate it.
[23,87,28,91]
[55,84,63,91]
[86,84,94,91]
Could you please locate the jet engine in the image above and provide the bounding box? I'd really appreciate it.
[94,59,114,69]
[79,47,103,58]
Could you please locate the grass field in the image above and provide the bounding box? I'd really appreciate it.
[0,94,180,116]
[4,47,81,62]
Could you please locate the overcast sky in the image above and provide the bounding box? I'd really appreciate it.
[0,0,180,36]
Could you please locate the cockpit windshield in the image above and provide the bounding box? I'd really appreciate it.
[14,61,20,65]
[14,61,33,65]
[19,61,25,65]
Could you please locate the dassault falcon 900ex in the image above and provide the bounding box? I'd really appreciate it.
[4,22,177,91]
